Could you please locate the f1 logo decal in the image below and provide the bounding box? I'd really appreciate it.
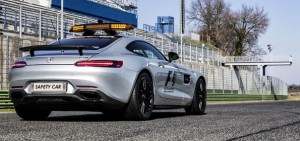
[165,71,177,86]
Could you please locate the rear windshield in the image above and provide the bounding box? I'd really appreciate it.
[50,37,116,47]
[34,37,117,56]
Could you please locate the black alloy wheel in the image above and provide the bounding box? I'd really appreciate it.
[185,78,206,115]
[125,72,154,120]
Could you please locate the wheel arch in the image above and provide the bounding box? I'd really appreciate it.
[139,69,153,80]
[127,68,154,103]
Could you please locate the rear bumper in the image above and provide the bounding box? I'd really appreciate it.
[9,89,126,111]
[9,65,139,104]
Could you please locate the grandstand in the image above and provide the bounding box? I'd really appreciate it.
[0,0,289,97]
[51,0,137,27]
[87,0,137,12]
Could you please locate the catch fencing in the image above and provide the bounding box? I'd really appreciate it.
[0,0,288,95]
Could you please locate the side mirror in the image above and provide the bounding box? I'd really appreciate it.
[168,52,179,62]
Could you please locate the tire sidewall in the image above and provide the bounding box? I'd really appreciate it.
[197,78,207,113]
[127,72,154,120]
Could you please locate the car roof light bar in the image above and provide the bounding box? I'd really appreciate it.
[69,23,134,32]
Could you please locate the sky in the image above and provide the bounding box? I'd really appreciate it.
[138,0,300,85]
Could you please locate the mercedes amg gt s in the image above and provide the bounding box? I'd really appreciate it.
[9,23,206,120]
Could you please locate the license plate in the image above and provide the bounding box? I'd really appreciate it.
[32,82,66,92]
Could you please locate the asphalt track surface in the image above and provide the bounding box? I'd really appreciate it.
[0,101,300,141]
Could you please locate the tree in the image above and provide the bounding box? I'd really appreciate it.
[224,5,269,56]
[187,0,230,49]
[289,84,300,93]
[187,0,269,56]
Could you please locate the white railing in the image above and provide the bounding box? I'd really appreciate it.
[223,56,292,63]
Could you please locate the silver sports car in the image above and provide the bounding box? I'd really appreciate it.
[9,23,206,120]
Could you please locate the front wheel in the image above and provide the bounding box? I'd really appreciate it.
[125,72,154,120]
[185,78,206,115]
[15,105,51,120]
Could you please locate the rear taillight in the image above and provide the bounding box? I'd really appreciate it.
[12,61,27,68]
[75,60,123,68]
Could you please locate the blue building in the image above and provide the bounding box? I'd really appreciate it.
[155,16,174,34]
[51,0,138,27]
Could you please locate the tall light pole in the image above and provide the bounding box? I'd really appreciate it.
[180,0,185,64]
[60,0,64,39]
[267,44,273,76]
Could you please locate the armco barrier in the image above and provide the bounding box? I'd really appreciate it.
[0,90,13,109]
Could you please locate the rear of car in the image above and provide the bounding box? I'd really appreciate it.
[9,36,137,113]
[8,23,207,120]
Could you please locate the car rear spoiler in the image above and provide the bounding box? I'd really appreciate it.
[19,45,100,57]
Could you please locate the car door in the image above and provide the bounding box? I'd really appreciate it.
[126,41,183,105]
[145,55,183,106]
[150,59,182,104]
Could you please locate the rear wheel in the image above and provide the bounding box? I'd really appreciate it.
[125,72,154,120]
[15,105,51,120]
[185,78,206,115]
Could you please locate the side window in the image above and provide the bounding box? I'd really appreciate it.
[126,41,167,61]
[142,43,167,60]
[126,42,147,57]
[144,50,157,59]
[133,49,146,57]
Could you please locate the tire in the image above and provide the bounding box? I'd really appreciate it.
[15,105,51,120]
[185,78,206,115]
[125,72,154,120]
